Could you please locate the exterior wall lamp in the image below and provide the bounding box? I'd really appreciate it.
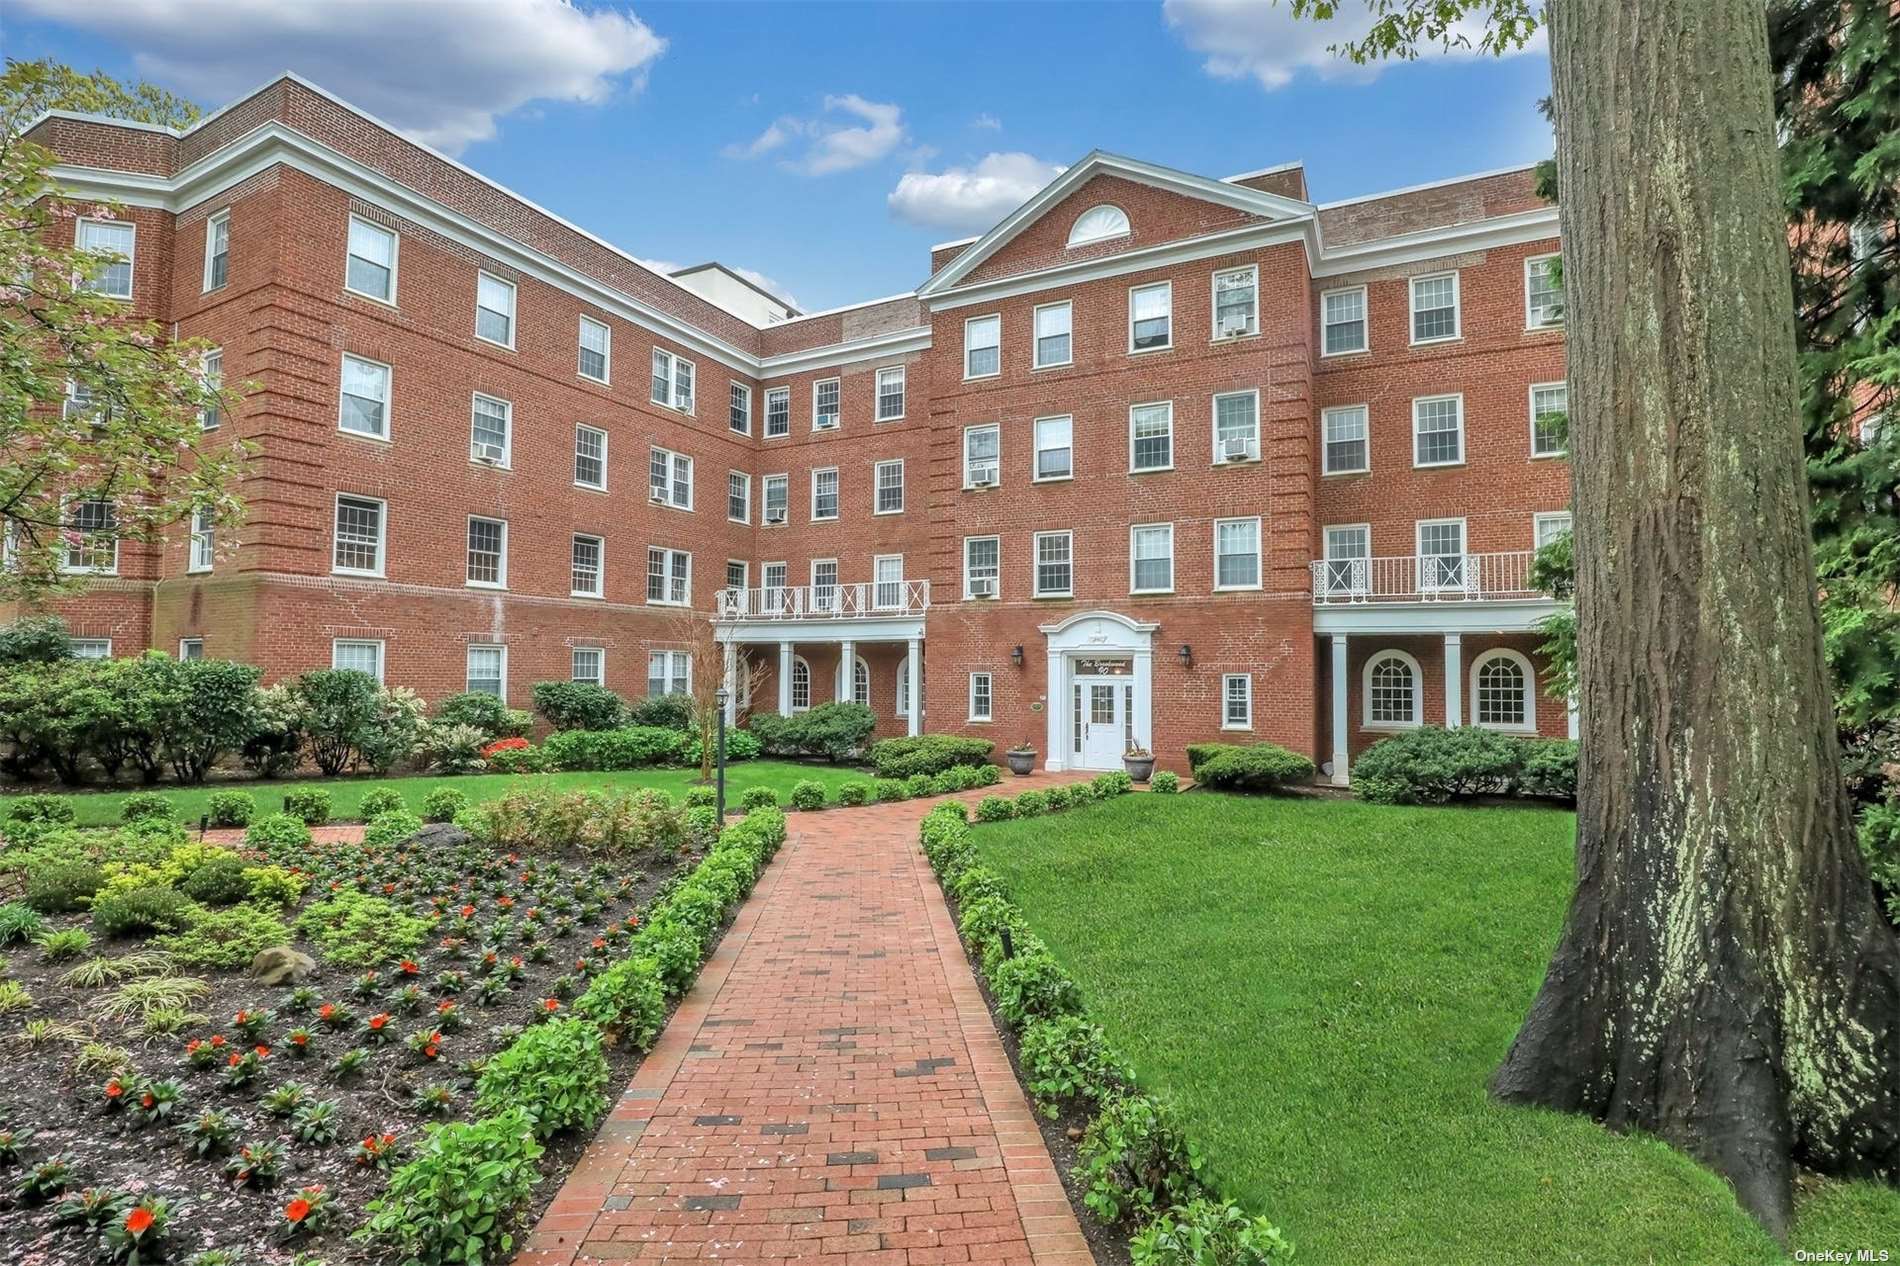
[1012,644,1024,667]
[1178,643,1193,668]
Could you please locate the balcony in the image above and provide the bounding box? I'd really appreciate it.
[714,580,931,622]
[1311,552,1542,605]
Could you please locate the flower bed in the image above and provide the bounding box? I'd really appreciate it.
[0,789,785,1263]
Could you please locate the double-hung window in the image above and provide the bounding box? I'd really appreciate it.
[1130,402,1173,472]
[1034,415,1073,481]
[964,424,1000,487]
[1322,405,1369,474]
[571,647,603,685]
[1130,281,1172,351]
[203,211,230,292]
[765,387,790,437]
[475,272,516,347]
[574,425,607,489]
[811,467,839,520]
[78,219,135,299]
[1214,517,1261,590]
[332,494,385,577]
[650,349,695,412]
[964,314,1001,379]
[345,216,396,302]
[1417,519,1468,591]
[1213,390,1259,463]
[578,315,611,382]
[1321,286,1367,355]
[646,546,691,605]
[969,672,993,722]
[339,354,391,439]
[1034,302,1072,368]
[333,639,384,682]
[200,349,223,429]
[470,393,511,465]
[727,471,751,523]
[812,378,841,429]
[648,447,692,509]
[571,534,603,597]
[647,651,691,698]
[763,474,789,524]
[1223,674,1254,729]
[874,554,904,610]
[1534,512,1573,551]
[61,499,118,574]
[466,516,507,588]
[726,559,749,591]
[1530,383,1568,457]
[964,536,1000,598]
[875,460,904,514]
[729,382,752,434]
[188,506,215,574]
[1034,531,1073,597]
[876,366,906,421]
[1212,266,1258,339]
[466,645,506,699]
[811,560,839,611]
[1409,272,1460,343]
[1413,394,1465,467]
[1525,254,1564,328]
[1130,523,1173,594]
[1323,524,1371,596]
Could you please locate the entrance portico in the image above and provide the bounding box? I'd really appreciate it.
[1038,610,1158,772]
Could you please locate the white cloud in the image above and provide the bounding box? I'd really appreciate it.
[887,152,1065,234]
[725,94,908,175]
[972,112,1002,131]
[1162,0,1541,91]
[15,0,666,154]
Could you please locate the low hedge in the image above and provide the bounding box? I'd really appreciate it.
[1350,727,1577,805]
[531,680,626,732]
[540,725,691,771]
[1190,743,1315,794]
[745,702,875,762]
[867,735,996,779]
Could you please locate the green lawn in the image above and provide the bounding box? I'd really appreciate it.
[970,792,1900,1264]
[1,760,863,828]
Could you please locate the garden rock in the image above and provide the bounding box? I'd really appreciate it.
[249,945,316,985]
[410,823,470,850]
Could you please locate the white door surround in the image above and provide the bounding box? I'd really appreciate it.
[1038,610,1157,772]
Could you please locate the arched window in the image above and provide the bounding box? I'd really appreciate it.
[1470,649,1536,731]
[896,656,924,717]
[1362,650,1423,729]
[1067,204,1130,247]
[850,656,870,707]
[790,656,811,711]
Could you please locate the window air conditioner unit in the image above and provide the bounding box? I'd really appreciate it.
[815,416,838,430]
[969,577,997,598]
[765,507,787,525]
[648,483,669,504]
[471,442,504,464]
[1222,436,1256,462]
[1219,314,1251,338]
[970,466,998,488]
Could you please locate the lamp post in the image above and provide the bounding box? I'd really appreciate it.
[713,686,730,822]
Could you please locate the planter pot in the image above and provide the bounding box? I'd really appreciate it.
[1123,755,1156,783]
[1005,750,1037,776]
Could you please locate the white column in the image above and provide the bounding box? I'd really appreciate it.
[1330,634,1350,786]
[722,641,738,727]
[1132,648,1154,753]
[777,641,792,714]
[1567,691,1580,740]
[906,638,922,737]
[1044,648,1064,771]
[1444,633,1464,728]
[837,639,856,703]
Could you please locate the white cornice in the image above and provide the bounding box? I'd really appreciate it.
[759,325,931,375]
[1311,206,1560,277]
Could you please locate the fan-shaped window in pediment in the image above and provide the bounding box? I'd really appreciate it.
[1067,204,1130,247]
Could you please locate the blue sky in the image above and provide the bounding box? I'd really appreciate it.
[7,0,1555,313]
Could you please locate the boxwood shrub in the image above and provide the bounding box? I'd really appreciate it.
[205,789,256,828]
[744,702,875,762]
[359,1108,544,1265]
[788,780,827,811]
[1349,727,1577,804]
[282,786,331,826]
[531,680,626,732]
[475,1018,609,1139]
[867,735,995,779]
[740,786,779,812]
[1190,743,1315,794]
[540,726,691,771]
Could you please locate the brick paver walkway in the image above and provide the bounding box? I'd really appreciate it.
[517,776,1096,1265]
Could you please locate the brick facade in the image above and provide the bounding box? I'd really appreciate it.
[16,75,1573,778]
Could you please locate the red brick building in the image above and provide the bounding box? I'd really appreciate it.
[19,75,1573,781]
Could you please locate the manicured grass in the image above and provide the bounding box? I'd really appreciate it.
[970,792,1900,1264]
[2,760,862,828]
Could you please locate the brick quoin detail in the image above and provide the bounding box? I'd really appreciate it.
[16,75,1574,778]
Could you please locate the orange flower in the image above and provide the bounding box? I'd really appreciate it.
[285,1197,311,1223]
[125,1207,154,1234]
[140,1092,156,1109]
[210,1034,227,1047]
[255,1045,270,1058]
[423,1044,438,1059]
[105,1079,124,1098]
[368,1013,389,1030]
[460,904,475,918]
[228,1053,242,1067]
[543,998,559,1013]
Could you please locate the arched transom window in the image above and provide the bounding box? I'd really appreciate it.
[1363,650,1422,729]
[1471,649,1536,731]
[1067,204,1130,247]
[790,656,811,711]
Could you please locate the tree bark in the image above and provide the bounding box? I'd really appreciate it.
[1491,0,1900,1240]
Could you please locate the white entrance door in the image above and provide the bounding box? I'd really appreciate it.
[1072,675,1131,769]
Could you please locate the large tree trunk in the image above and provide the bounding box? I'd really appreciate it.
[1491,0,1900,1240]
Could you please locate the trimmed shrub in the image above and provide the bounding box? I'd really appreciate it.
[91,886,196,938]
[837,781,873,807]
[683,786,718,810]
[26,859,104,913]
[205,790,256,828]
[361,1108,544,1266]
[282,786,331,826]
[575,956,668,1050]
[744,702,875,762]
[902,773,935,799]
[684,728,763,764]
[989,951,1082,1029]
[476,1018,609,1139]
[4,794,77,827]
[541,726,690,771]
[243,865,305,907]
[363,810,424,848]
[156,904,293,969]
[244,812,311,849]
[357,787,407,819]
[973,763,1003,788]
[1074,1093,1207,1228]
[120,792,174,823]
[1020,1015,1133,1117]
[867,735,995,779]
[975,795,1016,823]
[788,780,827,811]
[1131,1198,1293,1264]
[739,786,779,812]
[1191,744,1315,794]
[1516,737,1579,800]
[624,692,694,732]
[434,691,528,740]
[1014,789,1051,817]
[531,681,625,732]
[873,778,907,803]
[420,787,468,824]
[417,720,486,774]
[177,855,252,906]
[1151,771,1180,794]
[1350,726,1524,805]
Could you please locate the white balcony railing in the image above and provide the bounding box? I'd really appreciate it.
[714,579,931,621]
[1311,551,1543,604]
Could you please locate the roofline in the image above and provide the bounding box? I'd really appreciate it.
[670,261,802,316]
[1222,160,1304,183]
[1316,162,1541,211]
[929,234,980,252]
[770,291,919,326]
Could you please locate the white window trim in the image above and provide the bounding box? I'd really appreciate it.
[474,270,517,350]
[1211,389,1261,465]
[179,637,204,659]
[1529,381,1568,458]
[202,210,229,293]
[1408,270,1462,346]
[872,553,905,611]
[1524,253,1564,331]
[1033,414,1074,484]
[790,655,813,713]
[764,386,791,438]
[727,470,752,524]
[875,365,906,422]
[1321,403,1370,476]
[968,671,993,723]
[1032,300,1074,370]
[331,492,387,578]
[1068,203,1130,247]
[646,546,693,607]
[964,424,1002,489]
[466,643,508,704]
[1128,400,1175,474]
[578,315,612,384]
[1128,521,1175,596]
[1362,649,1425,731]
[331,638,385,683]
[465,515,509,590]
[1210,264,1260,341]
[469,392,513,469]
[837,654,872,707]
[648,446,694,511]
[70,638,113,660]
[570,533,604,599]
[762,474,789,526]
[1416,517,1470,592]
[873,459,905,516]
[337,352,393,443]
[729,380,752,434]
[812,377,842,430]
[1323,523,1372,596]
[1032,529,1074,598]
[963,313,1002,381]
[1533,511,1573,550]
[77,217,135,300]
[343,214,399,306]
[1319,284,1369,357]
[1470,648,1539,733]
[725,560,750,594]
[59,496,119,576]
[1128,280,1173,354]
[650,348,696,414]
[1411,393,1467,468]
[963,535,1000,600]
[1221,673,1254,731]
[187,506,215,575]
[1213,515,1263,592]
[810,466,840,521]
[571,646,605,685]
[574,424,608,491]
[809,559,839,609]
